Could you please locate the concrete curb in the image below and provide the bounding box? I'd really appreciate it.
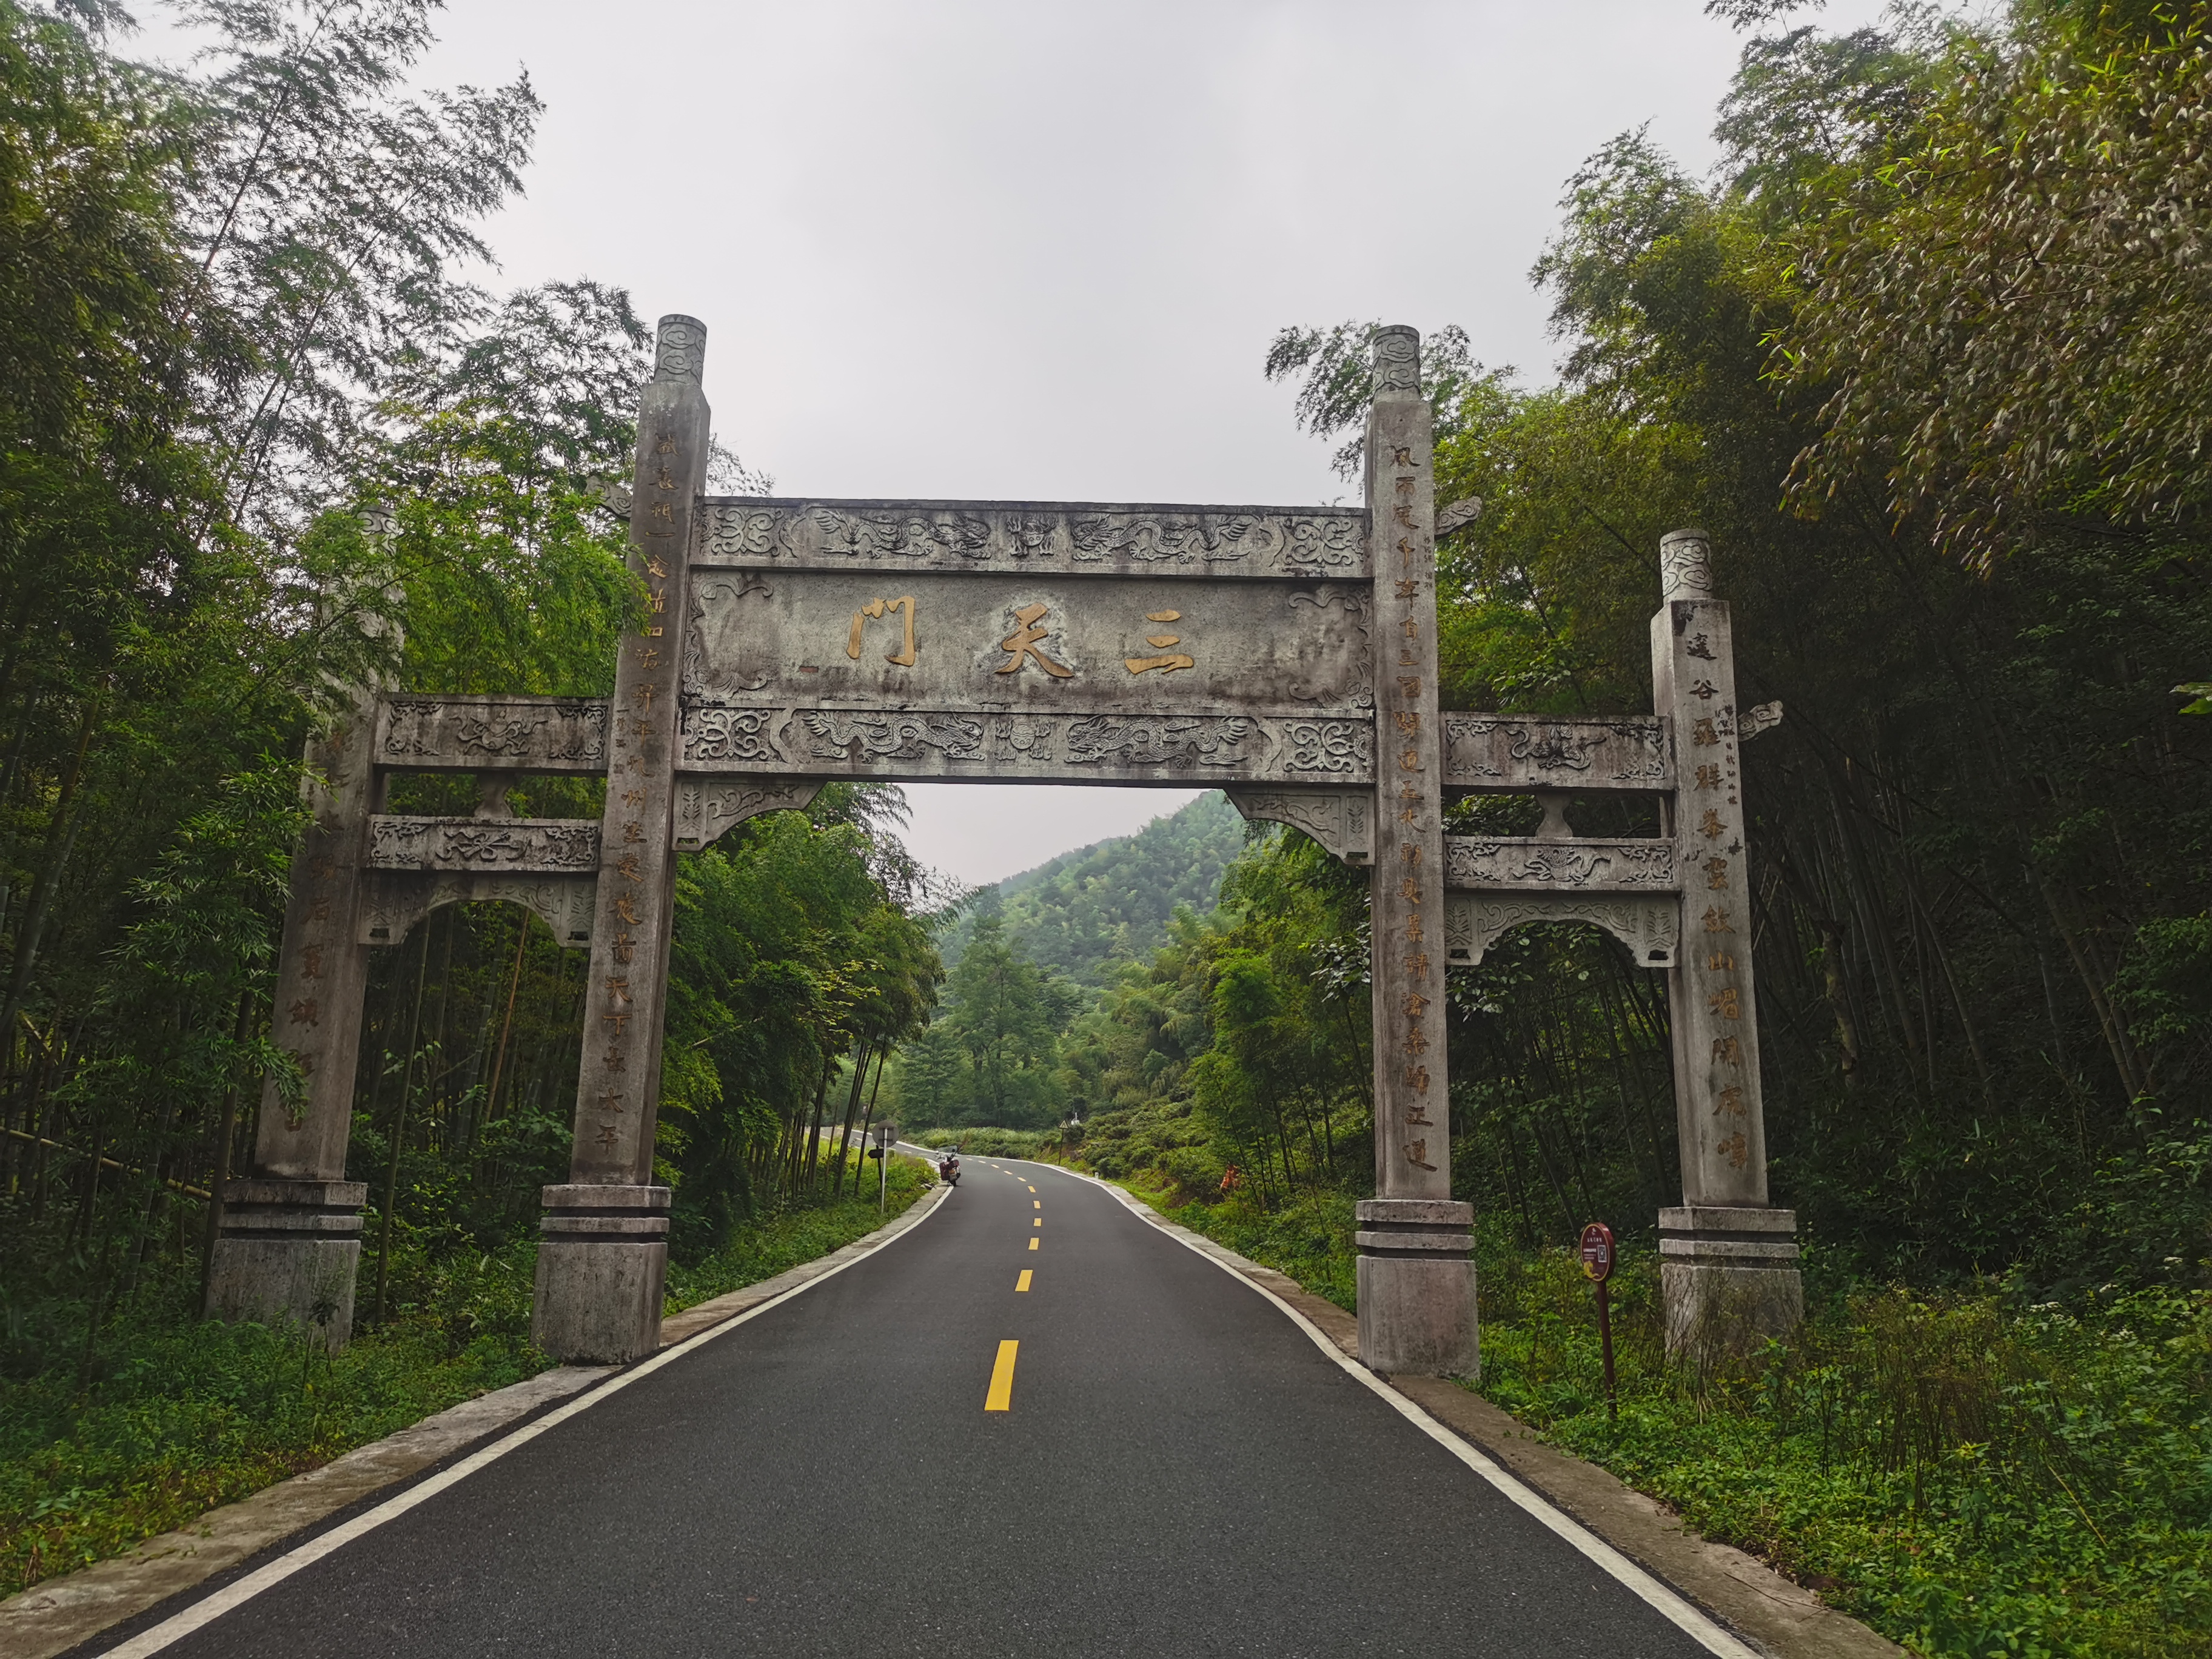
[2,1182,950,1659]
[1072,1171,1900,1659]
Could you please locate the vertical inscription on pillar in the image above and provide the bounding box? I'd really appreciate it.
[570,317,709,1182]
[1366,328,1449,1202]
[253,706,377,1180]
[1653,531,1768,1207]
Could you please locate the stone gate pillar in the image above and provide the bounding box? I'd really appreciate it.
[531,317,710,1363]
[1354,326,1479,1376]
[1651,530,1803,1352]
[206,548,392,1347]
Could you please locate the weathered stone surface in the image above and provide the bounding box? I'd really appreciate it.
[377,695,609,773]
[683,572,1372,719]
[692,498,1369,577]
[679,706,1374,784]
[1443,835,1678,893]
[252,695,379,1190]
[206,1179,367,1349]
[1443,714,1672,791]
[1661,1261,1806,1359]
[671,778,823,851]
[532,1240,666,1364]
[1366,328,1451,1217]
[537,316,708,1359]
[1356,1254,1480,1377]
[534,1182,672,1363]
[366,816,600,873]
[1225,786,1373,863]
[1652,539,1769,1210]
[1443,892,1681,967]
[356,871,595,950]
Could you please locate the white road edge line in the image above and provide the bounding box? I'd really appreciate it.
[96,1187,951,1659]
[1065,1167,1762,1659]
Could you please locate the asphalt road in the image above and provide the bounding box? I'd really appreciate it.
[115,1159,1723,1658]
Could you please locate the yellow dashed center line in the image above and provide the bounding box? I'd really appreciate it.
[1016,1269,1033,1292]
[1033,1200,1041,1209]
[1033,1217,1041,1227]
[1028,1236,1038,1251]
[985,1339,1019,1412]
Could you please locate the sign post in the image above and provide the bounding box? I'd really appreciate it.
[873,1123,898,1213]
[1580,1221,1617,1421]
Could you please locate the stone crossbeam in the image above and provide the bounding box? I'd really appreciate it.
[378,695,609,774]
[1442,835,1679,893]
[680,708,1373,785]
[693,498,1370,578]
[683,570,1372,719]
[1442,714,1672,791]
[366,816,602,874]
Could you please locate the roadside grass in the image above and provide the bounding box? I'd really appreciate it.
[0,1167,931,1600]
[665,1158,929,1311]
[1150,1188,2212,1659]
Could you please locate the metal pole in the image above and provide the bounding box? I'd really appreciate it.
[1597,1278,1617,1422]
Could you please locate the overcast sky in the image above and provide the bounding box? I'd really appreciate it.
[146,0,1887,889]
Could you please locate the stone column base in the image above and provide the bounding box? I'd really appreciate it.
[1355,1199,1480,1376]
[204,1178,368,1350]
[532,1184,671,1363]
[1659,1205,1804,1359]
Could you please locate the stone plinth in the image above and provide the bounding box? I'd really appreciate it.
[532,1184,671,1363]
[1658,1205,1803,1358]
[1355,1198,1480,1376]
[204,1179,368,1349]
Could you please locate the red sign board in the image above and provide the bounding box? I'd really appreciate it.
[1578,1222,1615,1282]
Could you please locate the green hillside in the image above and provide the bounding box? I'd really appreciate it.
[947,791,1247,985]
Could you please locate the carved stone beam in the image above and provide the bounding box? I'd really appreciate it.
[1443,834,1680,893]
[375,695,611,774]
[1740,700,1783,742]
[1443,714,1673,792]
[1443,892,1680,969]
[1224,787,1373,865]
[586,472,633,520]
[671,778,826,851]
[356,871,597,950]
[692,498,1370,578]
[367,816,603,874]
[1435,497,1482,537]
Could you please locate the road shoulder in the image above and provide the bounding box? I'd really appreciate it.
[2,1184,952,1659]
[1078,1175,1899,1659]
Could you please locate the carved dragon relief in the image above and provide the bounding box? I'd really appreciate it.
[1443,714,1671,791]
[367,816,601,873]
[1225,789,1373,865]
[377,697,609,773]
[691,500,1369,577]
[676,708,1373,782]
[1443,893,1680,968]
[1443,836,1678,893]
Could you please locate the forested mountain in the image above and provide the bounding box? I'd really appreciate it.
[941,792,1247,984]
[896,793,1244,1130]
